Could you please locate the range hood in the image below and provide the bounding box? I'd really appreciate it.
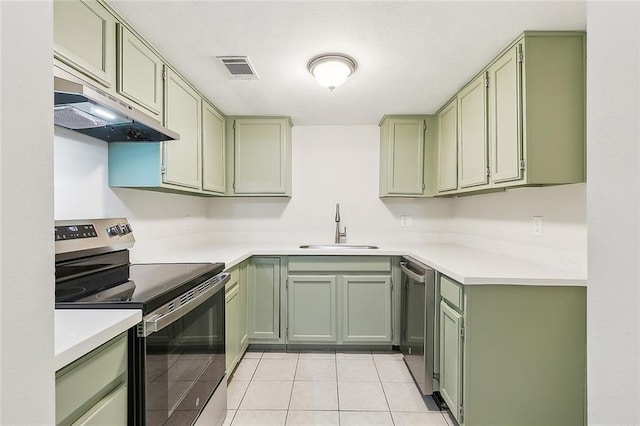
[54,67,179,142]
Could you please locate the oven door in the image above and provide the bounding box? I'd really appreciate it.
[135,273,229,425]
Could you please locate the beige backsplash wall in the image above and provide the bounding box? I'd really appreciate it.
[447,183,587,273]
[54,124,586,272]
[205,125,452,244]
[54,127,213,248]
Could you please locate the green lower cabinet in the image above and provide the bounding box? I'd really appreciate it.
[247,257,283,343]
[287,275,337,343]
[226,263,249,374]
[439,300,464,423]
[437,274,587,425]
[238,262,249,350]
[285,256,394,346]
[341,275,392,343]
[225,278,240,373]
[56,333,128,426]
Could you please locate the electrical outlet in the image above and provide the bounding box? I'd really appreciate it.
[400,215,413,228]
[186,215,191,230]
[532,216,543,236]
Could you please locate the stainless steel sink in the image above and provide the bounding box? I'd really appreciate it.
[299,244,379,249]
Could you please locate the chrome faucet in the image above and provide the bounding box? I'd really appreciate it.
[334,203,347,244]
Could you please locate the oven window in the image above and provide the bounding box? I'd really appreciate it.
[144,290,225,425]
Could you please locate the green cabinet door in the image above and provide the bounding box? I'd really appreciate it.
[232,118,292,196]
[458,73,489,189]
[238,262,249,350]
[436,99,458,193]
[225,281,240,373]
[53,0,116,88]
[163,67,202,189]
[439,301,464,424]
[488,44,523,184]
[287,275,337,343]
[379,116,426,196]
[247,257,281,341]
[202,101,226,194]
[117,24,163,117]
[341,275,392,343]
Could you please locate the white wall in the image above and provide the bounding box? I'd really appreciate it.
[0,1,55,424]
[449,184,587,273]
[54,129,213,259]
[206,125,453,243]
[586,2,640,424]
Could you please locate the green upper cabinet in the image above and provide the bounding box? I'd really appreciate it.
[53,0,116,88]
[227,118,292,196]
[109,67,206,194]
[491,33,586,188]
[435,31,585,196]
[457,73,489,189]
[436,98,458,193]
[488,44,522,184]
[117,24,163,118]
[163,67,202,189]
[379,116,431,197]
[202,101,226,194]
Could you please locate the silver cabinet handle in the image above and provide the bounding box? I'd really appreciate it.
[140,273,230,337]
[400,261,426,283]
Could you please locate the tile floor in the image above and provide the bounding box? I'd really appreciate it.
[205,350,457,426]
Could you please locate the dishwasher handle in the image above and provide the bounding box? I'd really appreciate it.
[400,261,426,283]
[139,272,230,337]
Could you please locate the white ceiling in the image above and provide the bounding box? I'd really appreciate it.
[110,1,586,125]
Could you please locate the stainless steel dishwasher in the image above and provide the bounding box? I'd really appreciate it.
[400,256,436,396]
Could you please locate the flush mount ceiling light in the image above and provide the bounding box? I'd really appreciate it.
[307,54,357,91]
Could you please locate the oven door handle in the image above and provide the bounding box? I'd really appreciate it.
[140,273,230,337]
[400,261,426,283]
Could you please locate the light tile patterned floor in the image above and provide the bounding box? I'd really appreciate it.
[209,350,456,426]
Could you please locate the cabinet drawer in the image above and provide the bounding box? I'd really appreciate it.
[73,383,127,426]
[56,333,128,425]
[440,275,463,310]
[288,256,391,273]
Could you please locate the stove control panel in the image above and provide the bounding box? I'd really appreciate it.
[55,224,98,241]
[55,218,135,262]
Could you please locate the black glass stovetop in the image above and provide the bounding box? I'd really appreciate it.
[55,261,225,314]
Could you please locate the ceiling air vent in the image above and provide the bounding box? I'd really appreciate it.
[217,56,259,80]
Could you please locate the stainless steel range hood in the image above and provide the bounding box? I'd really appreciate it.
[54,67,179,142]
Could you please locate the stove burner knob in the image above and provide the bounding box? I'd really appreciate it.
[119,223,132,235]
[106,226,121,237]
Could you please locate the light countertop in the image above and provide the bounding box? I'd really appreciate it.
[55,241,584,367]
[55,309,141,370]
[132,241,587,286]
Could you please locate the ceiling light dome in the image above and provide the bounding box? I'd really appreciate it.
[307,54,357,91]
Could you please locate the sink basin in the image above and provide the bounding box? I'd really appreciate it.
[299,244,379,249]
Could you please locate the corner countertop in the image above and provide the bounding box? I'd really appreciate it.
[131,241,587,286]
[55,309,141,371]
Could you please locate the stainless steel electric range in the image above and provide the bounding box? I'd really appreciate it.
[55,218,228,426]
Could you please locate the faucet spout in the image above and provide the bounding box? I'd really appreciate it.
[334,203,347,244]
